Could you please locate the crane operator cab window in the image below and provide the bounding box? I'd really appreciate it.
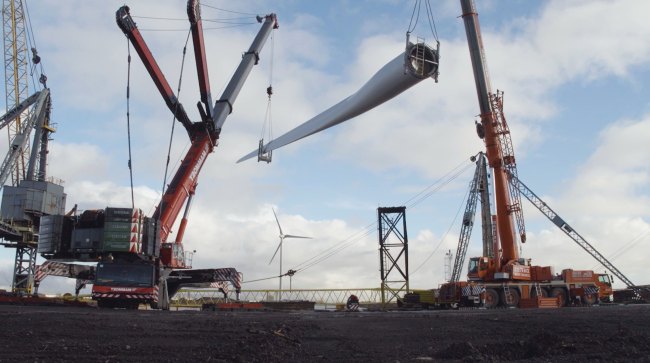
[468,258,479,274]
[95,263,154,287]
[598,274,612,287]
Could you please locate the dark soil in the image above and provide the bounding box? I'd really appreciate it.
[0,304,649,362]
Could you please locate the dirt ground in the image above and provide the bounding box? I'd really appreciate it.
[0,304,649,362]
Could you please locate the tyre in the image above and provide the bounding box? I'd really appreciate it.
[484,288,499,308]
[500,288,520,308]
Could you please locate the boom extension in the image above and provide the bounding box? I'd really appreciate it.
[116,6,193,133]
[187,0,213,121]
[213,14,278,131]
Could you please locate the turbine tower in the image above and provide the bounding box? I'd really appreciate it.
[268,208,310,301]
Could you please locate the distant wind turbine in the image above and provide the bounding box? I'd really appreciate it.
[269,208,311,301]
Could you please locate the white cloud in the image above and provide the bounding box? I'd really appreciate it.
[565,116,650,217]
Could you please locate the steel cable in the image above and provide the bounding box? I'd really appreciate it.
[126,41,135,208]
[290,157,474,276]
[161,29,192,197]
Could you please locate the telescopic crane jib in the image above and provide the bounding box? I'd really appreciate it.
[460,0,519,270]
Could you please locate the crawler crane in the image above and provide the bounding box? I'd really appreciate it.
[36,1,278,309]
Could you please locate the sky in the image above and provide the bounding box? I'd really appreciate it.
[1,0,649,295]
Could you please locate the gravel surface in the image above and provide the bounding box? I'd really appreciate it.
[0,304,649,362]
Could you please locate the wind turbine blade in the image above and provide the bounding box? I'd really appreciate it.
[268,239,282,265]
[283,234,312,239]
[236,42,439,163]
[272,208,283,235]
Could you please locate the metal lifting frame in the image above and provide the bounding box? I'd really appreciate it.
[378,206,409,304]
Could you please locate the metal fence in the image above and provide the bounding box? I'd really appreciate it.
[172,288,383,307]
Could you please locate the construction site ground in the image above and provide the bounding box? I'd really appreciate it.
[0,304,648,362]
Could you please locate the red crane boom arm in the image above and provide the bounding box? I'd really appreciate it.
[187,0,213,120]
[115,3,278,248]
[116,6,193,132]
[151,133,213,242]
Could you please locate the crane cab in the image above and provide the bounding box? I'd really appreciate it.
[468,256,496,281]
[596,273,614,302]
[160,243,189,268]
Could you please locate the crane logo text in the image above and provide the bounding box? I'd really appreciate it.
[189,145,209,182]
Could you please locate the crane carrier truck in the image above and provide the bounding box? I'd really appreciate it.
[400,0,637,310]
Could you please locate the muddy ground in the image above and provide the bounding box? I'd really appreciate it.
[0,304,648,362]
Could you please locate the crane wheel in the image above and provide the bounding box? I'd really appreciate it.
[550,288,568,307]
[484,289,499,308]
[500,288,520,308]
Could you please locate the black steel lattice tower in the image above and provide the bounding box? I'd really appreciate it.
[378,206,408,305]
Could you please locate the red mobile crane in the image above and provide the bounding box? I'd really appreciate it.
[34,1,278,309]
[93,2,276,309]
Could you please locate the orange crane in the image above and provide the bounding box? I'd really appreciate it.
[437,0,635,308]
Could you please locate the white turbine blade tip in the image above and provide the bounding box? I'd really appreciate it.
[284,234,312,239]
[237,149,257,163]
